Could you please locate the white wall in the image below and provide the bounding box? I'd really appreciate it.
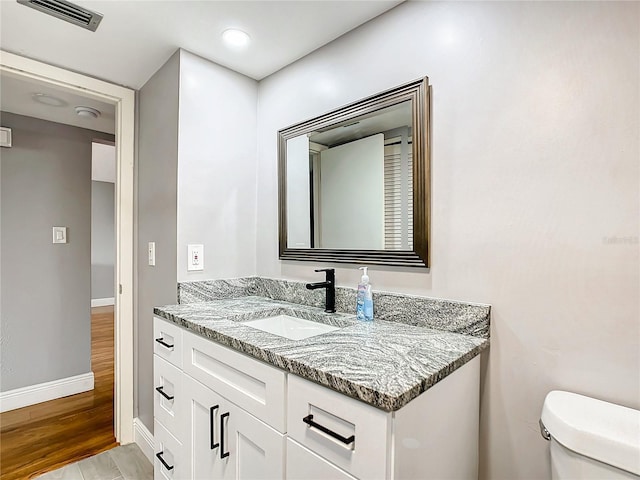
[177,50,258,282]
[319,134,384,249]
[92,142,116,183]
[256,2,639,479]
[286,134,311,248]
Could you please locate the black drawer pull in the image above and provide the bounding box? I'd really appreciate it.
[155,386,174,401]
[302,414,355,445]
[220,411,230,459]
[155,337,174,349]
[210,405,219,449]
[156,451,174,471]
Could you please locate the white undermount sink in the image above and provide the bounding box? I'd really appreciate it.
[243,314,340,340]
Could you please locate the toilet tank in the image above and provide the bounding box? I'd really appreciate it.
[541,391,640,479]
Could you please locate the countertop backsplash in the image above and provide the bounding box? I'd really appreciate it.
[178,277,490,339]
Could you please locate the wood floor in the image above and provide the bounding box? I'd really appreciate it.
[0,306,118,479]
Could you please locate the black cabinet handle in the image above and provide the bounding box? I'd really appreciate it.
[155,386,174,401]
[210,405,219,449]
[302,414,355,445]
[155,337,174,349]
[156,451,174,471]
[220,411,230,459]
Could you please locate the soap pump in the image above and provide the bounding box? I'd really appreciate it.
[356,267,370,321]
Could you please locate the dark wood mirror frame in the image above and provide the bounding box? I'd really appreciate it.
[278,77,431,268]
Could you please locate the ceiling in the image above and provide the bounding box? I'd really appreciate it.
[0,1,402,89]
[310,101,412,147]
[1,71,116,134]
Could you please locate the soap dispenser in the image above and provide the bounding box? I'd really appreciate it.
[356,267,370,321]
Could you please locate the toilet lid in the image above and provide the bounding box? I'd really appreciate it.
[541,390,640,475]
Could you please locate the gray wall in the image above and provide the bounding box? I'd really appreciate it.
[136,51,180,431]
[0,112,113,391]
[91,180,114,299]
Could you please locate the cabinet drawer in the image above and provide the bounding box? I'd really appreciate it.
[154,420,183,480]
[288,375,390,479]
[286,438,356,480]
[154,317,183,368]
[154,355,185,441]
[182,329,286,432]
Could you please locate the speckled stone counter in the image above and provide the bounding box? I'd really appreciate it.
[178,277,491,338]
[154,292,490,411]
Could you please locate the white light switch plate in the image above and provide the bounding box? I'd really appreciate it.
[52,226,67,244]
[187,244,204,271]
[148,242,156,266]
[0,127,12,148]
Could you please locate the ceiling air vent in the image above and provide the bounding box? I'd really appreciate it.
[17,0,103,32]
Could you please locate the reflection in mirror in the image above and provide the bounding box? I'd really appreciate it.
[278,77,430,267]
[286,101,413,251]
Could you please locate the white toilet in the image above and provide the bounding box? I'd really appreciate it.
[541,390,640,479]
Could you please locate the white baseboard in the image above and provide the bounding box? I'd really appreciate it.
[134,417,154,463]
[0,372,94,413]
[92,297,115,307]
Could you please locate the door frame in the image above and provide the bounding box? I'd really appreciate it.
[0,50,136,443]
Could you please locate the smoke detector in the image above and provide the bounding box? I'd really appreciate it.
[32,93,67,107]
[17,0,103,32]
[75,106,100,119]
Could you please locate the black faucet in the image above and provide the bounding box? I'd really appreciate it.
[306,268,336,313]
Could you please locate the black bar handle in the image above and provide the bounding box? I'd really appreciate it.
[220,411,230,459]
[155,337,174,349]
[155,386,174,401]
[302,414,355,445]
[314,268,335,273]
[210,405,219,449]
[156,451,174,471]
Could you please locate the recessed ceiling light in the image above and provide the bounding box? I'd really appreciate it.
[222,28,250,48]
[32,93,67,107]
[75,106,101,119]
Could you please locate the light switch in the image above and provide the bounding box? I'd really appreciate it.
[187,244,204,271]
[52,226,67,244]
[148,242,156,266]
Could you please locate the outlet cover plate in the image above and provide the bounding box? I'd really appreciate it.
[187,244,204,271]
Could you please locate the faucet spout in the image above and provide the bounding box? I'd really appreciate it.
[306,268,336,313]
[306,281,331,289]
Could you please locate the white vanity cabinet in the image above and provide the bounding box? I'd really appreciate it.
[153,318,185,479]
[183,374,284,480]
[154,317,286,480]
[153,316,481,480]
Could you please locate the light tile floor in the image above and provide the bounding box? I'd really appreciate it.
[35,443,152,480]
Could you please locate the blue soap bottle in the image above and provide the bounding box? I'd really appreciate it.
[356,267,369,320]
[364,284,374,321]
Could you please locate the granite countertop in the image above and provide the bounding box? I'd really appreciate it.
[154,295,489,411]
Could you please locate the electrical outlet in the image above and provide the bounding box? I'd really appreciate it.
[187,244,204,271]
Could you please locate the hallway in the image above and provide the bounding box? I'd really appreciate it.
[0,306,117,479]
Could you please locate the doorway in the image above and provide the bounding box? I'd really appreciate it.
[0,52,135,451]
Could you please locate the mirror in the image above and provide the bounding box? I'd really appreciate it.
[278,77,430,267]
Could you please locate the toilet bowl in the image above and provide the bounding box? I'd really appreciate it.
[541,391,640,479]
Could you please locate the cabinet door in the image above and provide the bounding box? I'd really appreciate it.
[286,438,356,480]
[221,402,285,480]
[183,375,232,480]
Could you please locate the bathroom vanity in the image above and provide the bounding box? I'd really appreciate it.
[152,278,490,480]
